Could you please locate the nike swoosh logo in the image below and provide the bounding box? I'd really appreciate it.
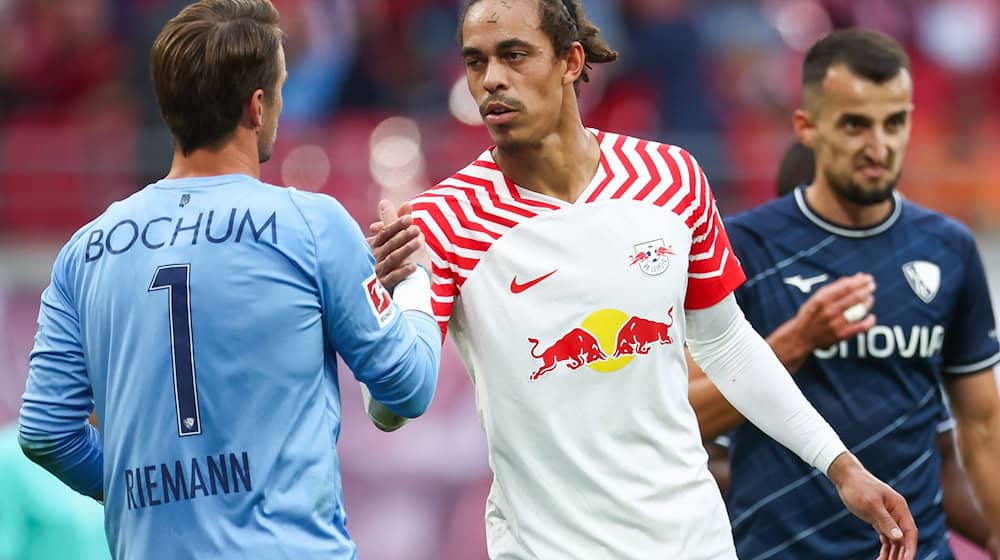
[783,273,830,294]
[510,270,557,294]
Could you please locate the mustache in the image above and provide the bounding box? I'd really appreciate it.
[856,154,893,168]
[479,95,526,116]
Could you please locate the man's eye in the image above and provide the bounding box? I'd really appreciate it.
[843,119,865,131]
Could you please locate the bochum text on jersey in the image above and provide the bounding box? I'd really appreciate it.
[84,208,277,262]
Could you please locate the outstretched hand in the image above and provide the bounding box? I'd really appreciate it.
[828,453,917,560]
[368,200,431,291]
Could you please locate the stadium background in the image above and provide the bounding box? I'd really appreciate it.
[1,0,998,558]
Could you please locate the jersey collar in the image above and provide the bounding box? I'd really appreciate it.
[793,186,902,238]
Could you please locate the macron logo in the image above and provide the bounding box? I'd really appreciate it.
[783,274,829,294]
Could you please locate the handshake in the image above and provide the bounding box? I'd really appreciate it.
[359,198,434,432]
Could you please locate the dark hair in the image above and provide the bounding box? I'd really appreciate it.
[151,0,283,155]
[802,28,910,92]
[776,141,815,197]
[458,0,618,85]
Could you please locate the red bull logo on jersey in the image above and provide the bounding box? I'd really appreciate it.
[527,308,675,380]
[612,308,674,357]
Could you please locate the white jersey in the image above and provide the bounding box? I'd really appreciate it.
[412,130,746,559]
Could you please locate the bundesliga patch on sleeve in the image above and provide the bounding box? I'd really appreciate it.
[363,273,397,327]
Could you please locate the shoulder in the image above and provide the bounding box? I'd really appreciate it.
[900,199,977,249]
[724,195,799,237]
[598,129,704,177]
[58,200,132,273]
[413,151,497,208]
[284,187,357,232]
[411,152,509,244]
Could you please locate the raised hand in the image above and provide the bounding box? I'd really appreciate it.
[369,200,431,291]
[793,272,877,350]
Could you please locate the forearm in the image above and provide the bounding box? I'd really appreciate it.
[364,310,441,418]
[20,331,103,498]
[957,415,1000,536]
[688,317,816,440]
[18,417,103,498]
[688,361,745,440]
[766,317,815,374]
[705,441,731,497]
[687,296,846,474]
[940,442,993,547]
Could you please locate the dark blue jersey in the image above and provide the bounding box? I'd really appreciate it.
[724,188,1000,560]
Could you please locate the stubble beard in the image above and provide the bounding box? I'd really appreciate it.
[258,130,274,164]
[825,168,899,206]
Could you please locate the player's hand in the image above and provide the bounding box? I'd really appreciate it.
[985,534,1000,559]
[360,383,408,432]
[369,200,431,291]
[828,452,917,560]
[791,273,877,350]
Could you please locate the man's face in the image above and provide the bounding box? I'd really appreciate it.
[461,0,567,149]
[807,63,913,206]
[258,44,287,164]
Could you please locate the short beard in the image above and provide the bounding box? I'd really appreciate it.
[258,137,273,164]
[826,170,899,206]
[493,134,540,153]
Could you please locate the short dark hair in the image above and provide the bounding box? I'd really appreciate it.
[776,141,815,197]
[802,28,910,111]
[151,0,283,155]
[457,0,618,85]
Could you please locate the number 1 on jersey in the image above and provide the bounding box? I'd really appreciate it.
[149,264,202,437]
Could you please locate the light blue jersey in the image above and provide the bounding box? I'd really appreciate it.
[19,174,441,559]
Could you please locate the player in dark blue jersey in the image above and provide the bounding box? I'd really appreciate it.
[696,139,1000,557]
[688,29,1000,559]
[17,2,441,559]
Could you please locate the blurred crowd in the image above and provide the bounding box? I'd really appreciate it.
[1,1,1000,559]
[1,0,999,236]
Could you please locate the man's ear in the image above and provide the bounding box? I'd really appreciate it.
[793,109,817,149]
[247,88,265,130]
[563,42,585,86]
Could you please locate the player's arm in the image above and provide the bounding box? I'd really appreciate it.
[302,194,440,423]
[359,200,437,431]
[17,245,103,500]
[945,371,1000,547]
[688,273,876,440]
[938,425,1000,556]
[705,439,730,497]
[686,294,916,559]
[938,231,1000,549]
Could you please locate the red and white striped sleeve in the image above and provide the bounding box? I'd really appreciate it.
[411,201,460,340]
[679,149,745,309]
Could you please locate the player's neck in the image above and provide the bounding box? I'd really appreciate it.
[164,133,261,181]
[493,121,600,204]
[804,180,895,229]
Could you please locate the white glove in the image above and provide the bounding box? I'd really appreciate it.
[360,383,409,432]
